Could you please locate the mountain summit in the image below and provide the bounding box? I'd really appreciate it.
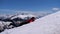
[1,11,60,34]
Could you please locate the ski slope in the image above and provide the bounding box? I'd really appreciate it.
[0,11,60,34]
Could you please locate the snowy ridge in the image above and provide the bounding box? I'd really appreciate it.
[0,11,60,34]
[11,14,36,19]
[0,12,51,19]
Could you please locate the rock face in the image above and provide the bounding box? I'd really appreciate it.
[0,11,60,34]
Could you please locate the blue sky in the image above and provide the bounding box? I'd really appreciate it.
[0,0,60,14]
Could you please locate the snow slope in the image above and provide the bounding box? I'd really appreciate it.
[0,11,60,34]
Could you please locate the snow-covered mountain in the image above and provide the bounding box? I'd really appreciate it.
[0,11,60,34]
[0,12,51,20]
[11,14,37,19]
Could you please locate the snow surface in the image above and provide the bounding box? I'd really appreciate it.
[0,11,60,34]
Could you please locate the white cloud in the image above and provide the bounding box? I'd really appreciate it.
[52,8,60,11]
[0,9,53,17]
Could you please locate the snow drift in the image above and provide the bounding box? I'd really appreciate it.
[0,11,60,34]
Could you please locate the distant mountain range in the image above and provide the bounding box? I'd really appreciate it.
[0,12,52,20]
